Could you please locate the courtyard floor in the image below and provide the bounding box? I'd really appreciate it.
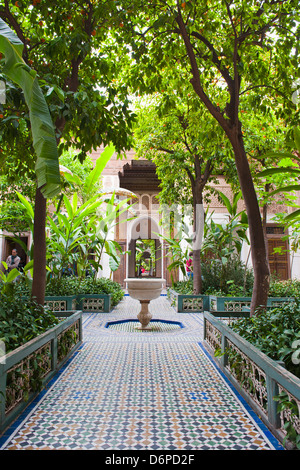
[0,295,284,451]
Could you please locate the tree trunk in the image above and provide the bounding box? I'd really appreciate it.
[228,129,270,315]
[31,186,47,307]
[192,201,205,295]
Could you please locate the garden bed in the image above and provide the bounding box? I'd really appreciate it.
[167,288,210,312]
[44,295,77,312]
[203,310,300,449]
[0,310,82,435]
[167,288,293,313]
[44,276,124,308]
[16,276,124,312]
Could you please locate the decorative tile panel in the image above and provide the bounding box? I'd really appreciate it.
[182,298,203,312]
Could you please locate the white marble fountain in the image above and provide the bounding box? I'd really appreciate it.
[125,278,165,330]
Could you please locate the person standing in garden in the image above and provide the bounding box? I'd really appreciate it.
[6,248,20,272]
[186,252,193,279]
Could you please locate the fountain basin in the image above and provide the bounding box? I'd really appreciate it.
[125,278,165,301]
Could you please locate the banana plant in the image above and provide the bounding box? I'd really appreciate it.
[47,191,135,279]
[47,193,105,278]
[0,261,20,283]
[0,261,20,299]
[0,19,61,305]
[89,192,136,274]
[60,144,115,202]
[203,190,249,260]
[0,19,61,198]
[159,222,194,284]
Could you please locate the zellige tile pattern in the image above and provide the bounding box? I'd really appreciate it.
[0,296,283,450]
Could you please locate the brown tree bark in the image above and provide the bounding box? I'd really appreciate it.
[175,11,270,314]
[226,127,270,313]
[31,186,47,307]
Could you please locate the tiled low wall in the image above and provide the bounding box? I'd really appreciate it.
[167,289,210,312]
[203,311,300,449]
[44,294,111,313]
[0,310,82,434]
[168,289,294,314]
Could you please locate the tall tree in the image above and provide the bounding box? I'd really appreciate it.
[133,89,232,294]
[118,0,299,314]
[0,18,61,308]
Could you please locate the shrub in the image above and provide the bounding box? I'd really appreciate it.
[0,293,59,354]
[201,255,254,295]
[230,301,300,449]
[269,279,300,298]
[171,255,254,296]
[44,276,124,307]
[171,279,193,295]
[76,277,124,307]
[230,301,300,378]
[8,275,124,307]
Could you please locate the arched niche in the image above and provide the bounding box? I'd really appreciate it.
[127,216,162,278]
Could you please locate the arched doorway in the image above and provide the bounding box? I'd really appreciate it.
[127,216,162,279]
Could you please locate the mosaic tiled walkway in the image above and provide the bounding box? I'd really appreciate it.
[0,296,283,451]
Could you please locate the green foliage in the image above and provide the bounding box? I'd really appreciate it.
[47,192,104,278]
[59,149,94,189]
[46,277,124,307]
[0,0,136,168]
[0,165,36,231]
[231,302,300,378]
[256,127,300,227]
[13,275,124,308]
[0,18,61,198]
[47,191,131,279]
[133,91,232,207]
[202,192,249,261]
[171,255,254,296]
[171,279,193,295]
[230,301,300,448]
[269,279,300,298]
[57,325,80,364]
[274,390,300,449]
[61,144,115,202]
[201,256,254,296]
[162,232,192,284]
[12,176,133,282]
[0,261,20,286]
[0,292,59,354]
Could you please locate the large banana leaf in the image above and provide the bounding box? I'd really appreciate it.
[0,19,61,198]
[83,143,115,197]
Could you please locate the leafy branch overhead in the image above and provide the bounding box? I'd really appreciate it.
[256,128,300,225]
[0,18,61,198]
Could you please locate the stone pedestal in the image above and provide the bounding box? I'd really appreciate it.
[137,300,152,330]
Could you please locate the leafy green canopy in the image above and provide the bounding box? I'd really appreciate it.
[0,18,61,198]
[133,88,236,207]
[0,0,137,172]
[119,0,299,121]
